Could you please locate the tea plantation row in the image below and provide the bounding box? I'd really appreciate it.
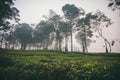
[0,49,120,80]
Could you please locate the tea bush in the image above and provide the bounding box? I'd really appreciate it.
[0,49,120,80]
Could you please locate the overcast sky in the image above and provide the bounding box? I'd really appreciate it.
[14,0,120,53]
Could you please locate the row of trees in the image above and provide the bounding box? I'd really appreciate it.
[0,4,114,53]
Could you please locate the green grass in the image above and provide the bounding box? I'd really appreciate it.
[0,49,120,80]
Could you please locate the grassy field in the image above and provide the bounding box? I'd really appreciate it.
[0,49,120,80]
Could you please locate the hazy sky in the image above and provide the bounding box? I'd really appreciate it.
[14,0,120,52]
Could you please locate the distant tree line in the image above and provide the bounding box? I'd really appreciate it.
[1,0,119,53]
[0,4,114,53]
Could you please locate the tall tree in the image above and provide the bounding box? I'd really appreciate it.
[44,10,63,51]
[62,4,84,52]
[59,21,71,51]
[76,12,97,52]
[13,23,33,50]
[0,0,20,30]
[93,11,112,53]
[33,29,44,49]
[35,20,54,50]
[4,31,16,49]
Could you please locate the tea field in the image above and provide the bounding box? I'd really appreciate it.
[0,49,120,80]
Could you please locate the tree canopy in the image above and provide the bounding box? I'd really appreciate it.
[13,23,33,50]
[0,0,20,30]
[108,0,120,11]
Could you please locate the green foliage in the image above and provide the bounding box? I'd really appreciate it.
[34,20,54,49]
[108,0,120,11]
[75,12,98,52]
[0,0,19,30]
[62,4,80,20]
[0,49,120,80]
[13,23,33,49]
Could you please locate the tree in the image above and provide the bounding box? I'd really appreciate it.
[44,10,63,51]
[0,30,13,49]
[108,0,120,11]
[13,23,33,50]
[50,14,62,50]
[0,32,7,48]
[0,0,20,30]
[76,12,97,52]
[4,31,16,49]
[76,32,92,52]
[59,21,71,51]
[62,4,78,52]
[35,20,54,50]
[33,29,44,49]
[93,11,112,53]
[62,4,84,52]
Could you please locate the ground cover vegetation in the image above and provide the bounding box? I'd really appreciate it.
[0,49,120,80]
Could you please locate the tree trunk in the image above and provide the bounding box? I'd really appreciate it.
[28,44,31,50]
[43,41,47,50]
[21,44,23,50]
[65,33,68,51]
[83,26,88,53]
[105,40,108,53]
[0,41,3,48]
[12,43,15,50]
[45,40,47,50]
[70,28,73,52]
[23,44,27,50]
[5,41,8,49]
[70,20,73,52]
[7,42,10,49]
[55,39,58,50]
[106,39,111,53]
[0,36,3,48]
[59,37,61,51]
[0,41,2,48]
[21,43,27,50]
[56,31,62,51]
[58,32,61,51]
[98,30,111,53]
[82,40,85,52]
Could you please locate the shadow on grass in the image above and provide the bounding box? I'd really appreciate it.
[0,56,14,67]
